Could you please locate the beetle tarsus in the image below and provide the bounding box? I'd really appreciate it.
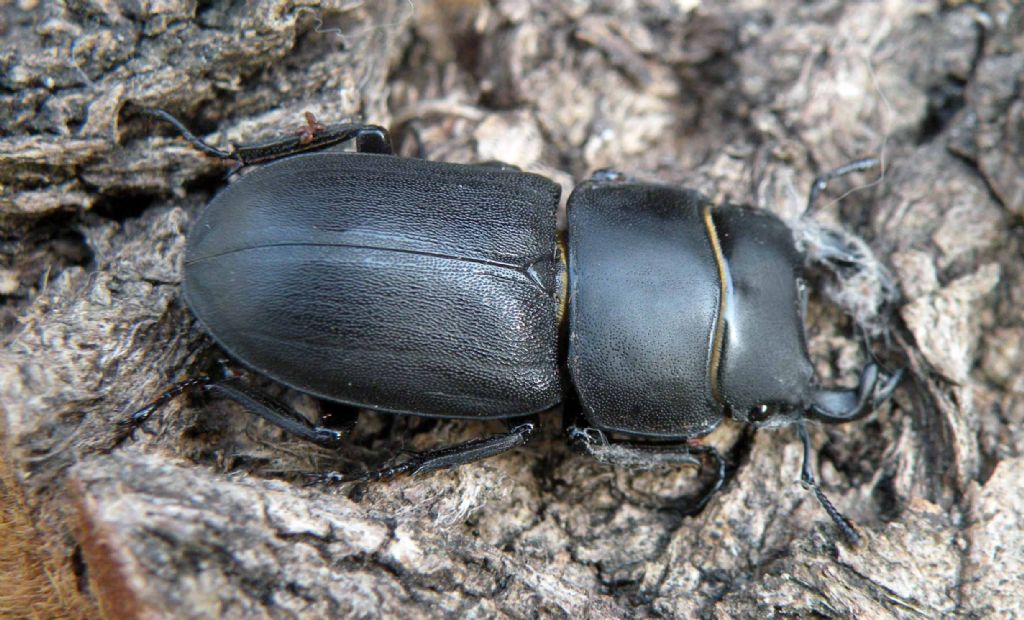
[797,421,861,546]
[400,420,536,476]
[362,460,419,482]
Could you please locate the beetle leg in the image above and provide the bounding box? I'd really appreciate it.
[796,421,861,545]
[568,427,727,514]
[205,380,349,448]
[810,363,904,423]
[118,377,209,440]
[121,377,347,449]
[568,426,702,467]
[684,444,727,514]
[312,417,538,484]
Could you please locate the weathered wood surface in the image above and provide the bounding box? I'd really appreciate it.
[1,1,1022,617]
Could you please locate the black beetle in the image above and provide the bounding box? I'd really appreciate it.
[127,108,902,544]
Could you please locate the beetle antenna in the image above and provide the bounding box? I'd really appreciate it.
[797,421,861,545]
[804,157,881,216]
[135,106,240,162]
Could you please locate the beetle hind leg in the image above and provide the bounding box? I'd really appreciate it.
[311,416,538,484]
[120,377,348,449]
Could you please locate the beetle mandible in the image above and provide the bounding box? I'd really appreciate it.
[125,107,903,545]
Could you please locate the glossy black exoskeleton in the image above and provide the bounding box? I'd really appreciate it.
[125,107,902,544]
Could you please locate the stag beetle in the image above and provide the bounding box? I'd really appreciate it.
[126,108,902,544]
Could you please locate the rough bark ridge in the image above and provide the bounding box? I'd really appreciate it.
[1,1,1022,618]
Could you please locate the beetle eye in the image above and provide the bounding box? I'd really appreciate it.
[749,404,775,422]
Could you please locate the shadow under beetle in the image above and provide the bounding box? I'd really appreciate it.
[126,107,903,545]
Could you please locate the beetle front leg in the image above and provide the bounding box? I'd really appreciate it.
[120,377,348,449]
[796,421,861,545]
[312,416,538,484]
[569,427,704,467]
